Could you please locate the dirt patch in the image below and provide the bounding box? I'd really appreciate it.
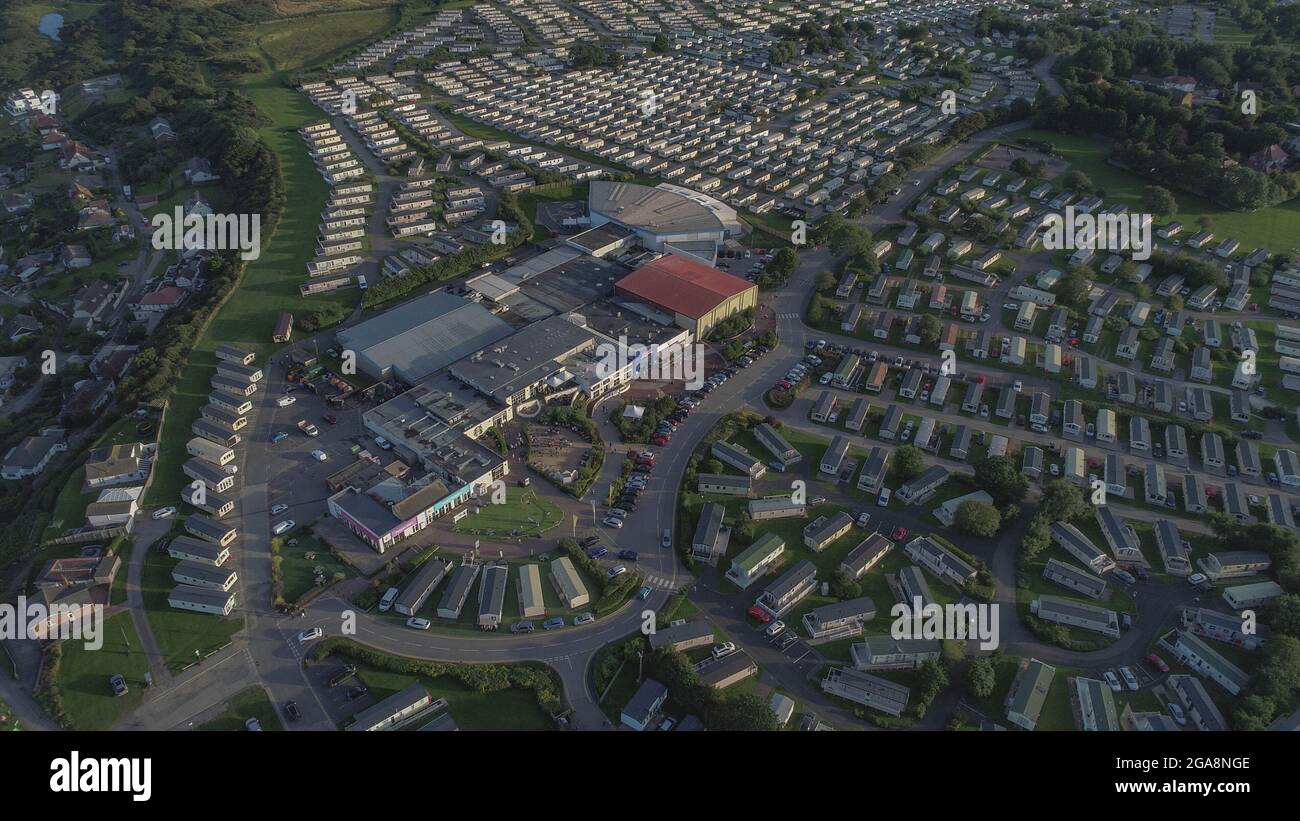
[526,423,590,478]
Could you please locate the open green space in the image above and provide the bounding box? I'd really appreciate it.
[253,7,399,72]
[54,612,149,731]
[452,487,564,540]
[277,529,354,603]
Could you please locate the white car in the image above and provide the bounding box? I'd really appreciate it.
[311,450,328,462]
[270,504,289,515]
[603,517,624,529]
[712,642,736,659]
[277,395,296,407]
[607,565,628,579]
[1012,380,1023,393]
[1188,572,1208,587]
[273,519,295,536]
[297,628,323,643]
[877,487,891,507]
[764,620,786,637]
[1119,667,1139,691]
[406,617,431,630]
[1103,671,1122,692]
[152,506,177,520]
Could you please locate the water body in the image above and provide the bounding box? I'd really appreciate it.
[39,12,65,41]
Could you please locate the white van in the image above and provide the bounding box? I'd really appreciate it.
[378,587,399,612]
[877,487,892,507]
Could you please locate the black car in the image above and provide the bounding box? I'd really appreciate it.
[284,700,302,722]
[618,549,639,561]
[1241,431,1263,440]
[579,536,600,547]
[345,686,368,702]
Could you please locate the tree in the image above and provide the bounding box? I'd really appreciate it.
[830,569,861,599]
[702,459,724,474]
[1233,694,1277,731]
[1143,185,1177,216]
[1038,480,1089,523]
[1056,269,1093,308]
[1062,170,1095,193]
[955,500,1001,537]
[974,455,1028,506]
[966,656,996,698]
[919,314,942,348]
[829,222,874,258]
[891,445,925,481]
[1269,594,1300,638]
[1021,514,1052,560]
[707,693,778,731]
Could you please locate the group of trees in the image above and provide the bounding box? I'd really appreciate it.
[647,647,777,731]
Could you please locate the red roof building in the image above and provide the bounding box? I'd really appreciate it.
[614,253,758,335]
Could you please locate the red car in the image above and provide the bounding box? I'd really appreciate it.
[1146,653,1170,673]
[890,527,908,542]
[747,605,772,624]
[651,436,670,447]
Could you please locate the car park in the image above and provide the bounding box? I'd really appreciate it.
[587,546,608,560]
[271,431,290,444]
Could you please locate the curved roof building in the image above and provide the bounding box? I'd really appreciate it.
[588,181,737,262]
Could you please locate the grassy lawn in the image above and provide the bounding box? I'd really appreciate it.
[352,663,553,731]
[253,7,399,72]
[141,547,242,671]
[55,612,150,730]
[277,529,354,603]
[195,686,281,731]
[452,487,564,540]
[1017,129,1300,254]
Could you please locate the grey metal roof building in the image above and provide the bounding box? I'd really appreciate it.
[1042,558,1107,600]
[477,563,509,629]
[335,291,513,383]
[346,683,434,732]
[590,180,729,235]
[436,563,480,620]
[648,619,714,652]
[899,565,934,609]
[394,558,449,616]
[821,667,910,716]
[620,678,668,730]
[758,560,817,615]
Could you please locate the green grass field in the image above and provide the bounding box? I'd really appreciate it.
[452,487,563,540]
[277,529,353,603]
[253,7,398,72]
[1017,129,1300,254]
[55,612,150,730]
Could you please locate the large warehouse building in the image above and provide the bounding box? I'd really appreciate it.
[614,253,758,337]
[588,180,738,263]
[334,291,513,383]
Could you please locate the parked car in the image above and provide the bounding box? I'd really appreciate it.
[711,642,737,659]
[297,627,323,643]
[1146,654,1170,673]
[406,617,432,630]
[109,675,128,697]
[607,565,628,579]
[1119,667,1139,691]
[891,527,908,542]
[764,620,786,637]
[603,517,624,529]
[1102,671,1122,692]
[587,546,608,559]
[244,717,262,730]
[271,503,289,515]
[747,605,772,624]
[617,550,638,562]
[511,621,535,634]
[152,506,177,520]
[284,700,302,722]
[1167,702,1187,726]
[273,519,296,535]
[573,613,595,626]
[542,617,566,630]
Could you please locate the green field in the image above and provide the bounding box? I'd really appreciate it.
[277,529,353,603]
[1017,129,1300,254]
[253,7,399,72]
[452,487,564,540]
[195,686,281,731]
[55,612,150,730]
